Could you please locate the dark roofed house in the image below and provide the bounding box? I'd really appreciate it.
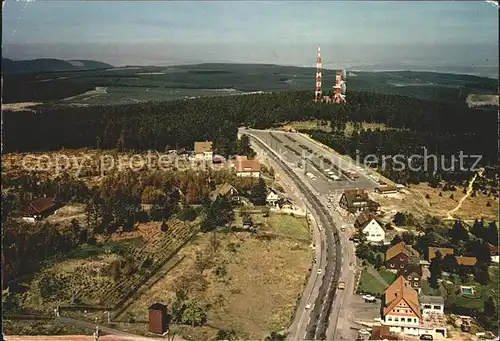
[211,183,239,203]
[354,208,375,228]
[370,325,402,340]
[397,263,423,292]
[148,302,168,334]
[339,189,370,213]
[22,196,58,223]
[385,242,420,270]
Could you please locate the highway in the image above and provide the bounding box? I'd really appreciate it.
[243,128,378,341]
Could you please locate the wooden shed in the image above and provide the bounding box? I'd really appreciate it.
[148,302,168,334]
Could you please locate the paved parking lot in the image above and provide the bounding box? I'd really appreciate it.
[350,295,382,324]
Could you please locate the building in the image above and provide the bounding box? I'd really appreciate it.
[354,208,374,228]
[361,218,386,243]
[488,243,499,263]
[148,302,168,334]
[194,141,213,161]
[276,198,294,210]
[375,185,399,195]
[397,264,423,292]
[455,256,477,267]
[369,325,402,340]
[232,156,261,178]
[420,295,445,316]
[266,189,280,206]
[22,196,58,223]
[382,276,421,335]
[211,183,239,203]
[427,247,454,261]
[386,242,420,270]
[339,189,370,212]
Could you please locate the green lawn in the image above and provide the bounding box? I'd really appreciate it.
[453,265,499,312]
[265,213,310,240]
[378,269,397,285]
[357,268,386,295]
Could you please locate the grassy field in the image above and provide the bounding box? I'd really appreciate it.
[118,214,312,341]
[16,220,198,313]
[265,213,310,240]
[378,269,397,285]
[3,320,90,336]
[357,268,387,295]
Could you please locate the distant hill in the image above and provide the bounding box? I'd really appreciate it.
[2,58,112,74]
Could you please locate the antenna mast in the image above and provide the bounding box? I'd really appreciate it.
[314,46,322,102]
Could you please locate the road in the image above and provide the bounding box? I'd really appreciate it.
[243,128,378,341]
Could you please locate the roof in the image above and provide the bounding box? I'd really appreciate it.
[370,325,402,340]
[233,158,260,173]
[488,243,499,255]
[376,185,399,193]
[386,242,420,262]
[384,276,421,319]
[194,141,213,154]
[215,183,238,197]
[361,218,384,230]
[397,263,422,277]
[23,197,56,216]
[341,189,369,207]
[428,247,454,261]
[355,208,374,226]
[148,302,167,310]
[420,295,445,306]
[456,256,477,266]
[212,154,226,162]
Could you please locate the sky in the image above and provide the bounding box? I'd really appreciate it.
[2,1,499,76]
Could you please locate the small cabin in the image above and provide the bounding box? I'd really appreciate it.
[148,302,168,334]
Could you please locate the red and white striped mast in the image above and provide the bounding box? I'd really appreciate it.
[314,45,322,102]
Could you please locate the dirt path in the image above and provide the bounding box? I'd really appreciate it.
[445,169,483,220]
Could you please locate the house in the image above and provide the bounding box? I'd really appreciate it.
[455,256,477,267]
[375,185,399,195]
[361,218,386,243]
[386,242,420,270]
[488,243,499,263]
[266,189,280,206]
[397,264,423,292]
[232,156,261,178]
[148,302,168,334]
[212,154,226,164]
[354,208,375,228]
[420,295,445,316]
[427,247,454,262]
[369,325,402,340]
[194,141,213,161]
[382,276,421,336]
[276,198,294,210]
[211,183,239,203]
[339,189,370,212]
[22,196,58,223]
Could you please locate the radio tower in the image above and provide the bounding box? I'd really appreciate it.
[314,46,322,102]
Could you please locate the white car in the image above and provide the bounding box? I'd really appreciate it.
[305,303,312,309]
[317,269,323,275]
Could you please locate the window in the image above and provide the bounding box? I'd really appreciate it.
[388,317,393,321]
[390,264,395,268]
[433,305,441,310]
[413,282,418,287]
[401,317,406,322]
[424,305,431,309]
[400,264,404,268]
[408,276,412,280]
[394,317,399,322]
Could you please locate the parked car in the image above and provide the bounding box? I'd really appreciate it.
[420,335,433,341]
[338,280,346,290]
[317,269,323,275]
[305,303,312,309]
